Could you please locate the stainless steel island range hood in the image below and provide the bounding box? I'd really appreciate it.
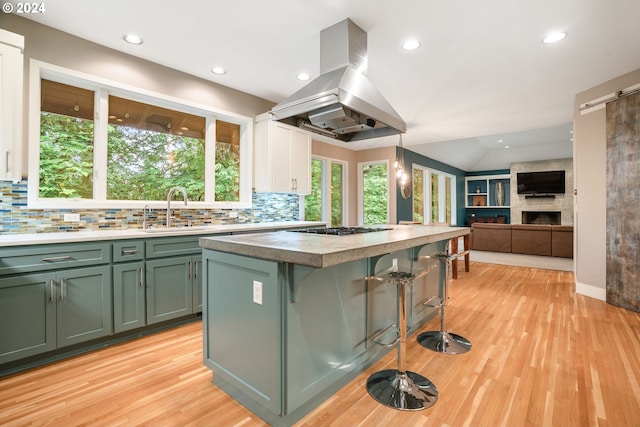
[270,18,406,142]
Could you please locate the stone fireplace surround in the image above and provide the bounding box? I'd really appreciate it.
[510,159,574,226]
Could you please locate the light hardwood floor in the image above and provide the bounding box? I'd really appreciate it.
[1,262,639,427]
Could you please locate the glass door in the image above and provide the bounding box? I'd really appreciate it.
[413,165,456,225]
[304,157,346,227]
[358,161,388,225]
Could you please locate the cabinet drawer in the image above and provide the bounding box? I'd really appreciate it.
[0,243,111,276]
[145,236,201,259]
[113,240,144,262]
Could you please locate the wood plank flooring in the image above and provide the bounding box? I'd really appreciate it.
[1,262,639,426]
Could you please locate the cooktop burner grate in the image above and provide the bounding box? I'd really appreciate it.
[291,226,392,235]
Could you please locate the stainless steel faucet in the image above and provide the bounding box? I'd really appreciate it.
[142,205,151,229]
[166,186,188,228]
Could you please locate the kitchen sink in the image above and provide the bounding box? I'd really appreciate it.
[142,226,213,233]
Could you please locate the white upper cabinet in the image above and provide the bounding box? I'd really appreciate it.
[0,29,24,182]
[253,115,311,194]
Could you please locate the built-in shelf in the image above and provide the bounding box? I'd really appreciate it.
[465,174,511,208]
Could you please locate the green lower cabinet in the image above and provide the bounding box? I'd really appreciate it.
[0,266,112,364]
[55,265,113,347]
[146,255,200,324]
[113,261,146,333]
[0,273,56,364]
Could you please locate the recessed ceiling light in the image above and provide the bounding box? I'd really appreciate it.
[297,72,311,81]
[211,67,227,75]
[504,145,510,149]
[542,31,567,44]
[123,34,143,45]
[402,39,421,51]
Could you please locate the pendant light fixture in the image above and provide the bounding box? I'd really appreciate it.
[396,134,412,199]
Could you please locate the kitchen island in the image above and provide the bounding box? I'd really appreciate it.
[199,224,469,426]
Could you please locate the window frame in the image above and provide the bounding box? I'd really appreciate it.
[412,164,457,225]
[28,60,253,209]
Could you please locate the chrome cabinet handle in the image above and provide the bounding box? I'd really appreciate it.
[49,279,55,302]
[139,266,145,287]
[43,255,71,262]
[188,261,192,279]
[121,249,138,255]
[194,261,199,279]
[60,278,65,300]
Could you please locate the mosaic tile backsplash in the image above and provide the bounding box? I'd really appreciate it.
[0,180,301,234]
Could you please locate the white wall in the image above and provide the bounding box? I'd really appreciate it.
[573,67,640,301]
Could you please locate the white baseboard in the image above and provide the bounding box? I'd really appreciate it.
[575,281,606,301]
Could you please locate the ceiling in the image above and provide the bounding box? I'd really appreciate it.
[13,0,640,171]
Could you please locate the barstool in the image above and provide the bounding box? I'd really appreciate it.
[366,270,438,410]
[417,252,472,354]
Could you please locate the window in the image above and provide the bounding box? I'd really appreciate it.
[305,159,323,222]
[359,161,388,225]
[105,95,208,202]
[412,167,424,223]
[39,80,95,199]
[305,157,346,226]
[330,162,344,227]
[29,63,251,208]
[413,165,456,225]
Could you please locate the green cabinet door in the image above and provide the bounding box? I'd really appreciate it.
[56,265,113,347]
[0,273,56,364]
[146,256,193,324]
[113,261,146,333]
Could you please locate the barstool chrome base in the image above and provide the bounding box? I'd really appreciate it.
[367,369,438,410]
[417,330,472,354]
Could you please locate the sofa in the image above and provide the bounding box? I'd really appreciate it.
[471,223,573,258]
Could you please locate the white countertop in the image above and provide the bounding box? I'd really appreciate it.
[200,224,470,268]
[0,221,326,247]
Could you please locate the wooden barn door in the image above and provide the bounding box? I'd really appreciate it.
[606,91,640,312]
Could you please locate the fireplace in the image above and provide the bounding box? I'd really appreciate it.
[522,211,561,225]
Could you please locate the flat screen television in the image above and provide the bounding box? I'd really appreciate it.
[517,170,565,195]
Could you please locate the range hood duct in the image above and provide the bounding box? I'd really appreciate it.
[270,18,406,142]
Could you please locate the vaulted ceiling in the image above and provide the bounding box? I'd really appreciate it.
[14,0,640,170]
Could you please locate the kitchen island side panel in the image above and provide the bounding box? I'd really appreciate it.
[285,260,369,413]
[202,251,282,416]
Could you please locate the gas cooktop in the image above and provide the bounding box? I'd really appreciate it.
[291,226,393,235]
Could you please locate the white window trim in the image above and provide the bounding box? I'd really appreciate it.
[28,59,253,209]
[303,155,348,226]
[357,160,390,226]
